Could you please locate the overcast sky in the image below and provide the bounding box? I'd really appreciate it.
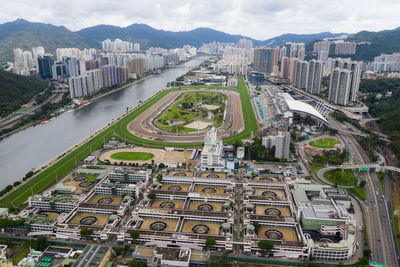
[1,0,400,40]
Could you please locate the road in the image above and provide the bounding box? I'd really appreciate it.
[0,92,64,130]
[338,122,399,266]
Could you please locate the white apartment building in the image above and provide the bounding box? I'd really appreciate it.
[200,128,224,171]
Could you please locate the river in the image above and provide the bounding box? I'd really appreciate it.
[0,57,207,188]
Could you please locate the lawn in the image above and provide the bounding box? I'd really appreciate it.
[0,77,258,208]
[86,174,99,182]
[324,168,356,186]
[11,246,30,265]
[309,137,340,148]
[309,164,324,173]
[111,152,154,161]
[347,186,366,201]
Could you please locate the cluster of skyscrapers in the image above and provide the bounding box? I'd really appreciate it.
[328,58,362,105]
[248,40,361,106]
[12,40,197,99]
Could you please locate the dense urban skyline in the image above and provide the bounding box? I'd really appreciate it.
[1,0,400,39]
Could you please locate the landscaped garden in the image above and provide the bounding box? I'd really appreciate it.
[155,92,226,133]
[309,137,340,148]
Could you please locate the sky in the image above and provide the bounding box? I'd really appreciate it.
[1,0,400,40]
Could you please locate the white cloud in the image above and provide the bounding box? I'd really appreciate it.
[0,0,399,39]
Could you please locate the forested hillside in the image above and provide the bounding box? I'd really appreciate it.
[360,79,400,159]
[0,69,48,117]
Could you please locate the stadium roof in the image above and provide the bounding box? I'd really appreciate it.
[281,93,329,124]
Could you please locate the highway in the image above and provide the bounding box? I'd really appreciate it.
[0,92,64,130]
[332,119,399,266]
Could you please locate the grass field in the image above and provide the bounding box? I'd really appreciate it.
[324,168,356,186]
[347,186,366,201]
[309,137,339,148]
[0,77,257,208]
[110,151,154,161]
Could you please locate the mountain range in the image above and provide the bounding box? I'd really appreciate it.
[1,19,400,62]
[0,19,345,61]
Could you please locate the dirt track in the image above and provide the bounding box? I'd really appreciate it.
[127,89,244,142]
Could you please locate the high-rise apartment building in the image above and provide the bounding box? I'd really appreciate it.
[32,46,45,69]
[279,46,287,60]
[334,42,356,55]
[328,68,352,105]
[69,69,103,98]
[101,65,117,88]
[294,60,309,89]
[52,61,68,80]
[280,57,290,79]
[238,39,253,50]
[329,58,362,103]
[306,60,323,95]
[253,48,278,73]
[116,66,129,84]
[289,58,299,83]
[85,60,99,71]
[262,131,291,159]
[313,40,331,53]
[126,57,144,77]
[290,43,305,59]
[37,55,54,79]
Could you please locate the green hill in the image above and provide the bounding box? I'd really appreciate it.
[0,19,99,61]
[0,69,48,117]
[306,27,400,61]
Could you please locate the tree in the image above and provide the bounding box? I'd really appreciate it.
[80,228,93,239]
[36,236,48,251]
[158,163,166,169]
[156,173,163,183]
[337,262,345,267]
[130,259,146,267]
[257,240,274,256]
[148,192,156,200]
[24,239,36,248]
[253,221,261,234]
[363,248,371,259]
[329,128,338,136]
[130,230,140,244]
[205,238,216,248]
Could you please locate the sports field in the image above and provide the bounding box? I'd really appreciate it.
[0,77,257,208]
[110,151,154,161]
[309,137,339,148]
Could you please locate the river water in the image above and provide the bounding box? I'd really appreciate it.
[0,57,206,188]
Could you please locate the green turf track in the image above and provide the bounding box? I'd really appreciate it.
[0,77,257,208]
